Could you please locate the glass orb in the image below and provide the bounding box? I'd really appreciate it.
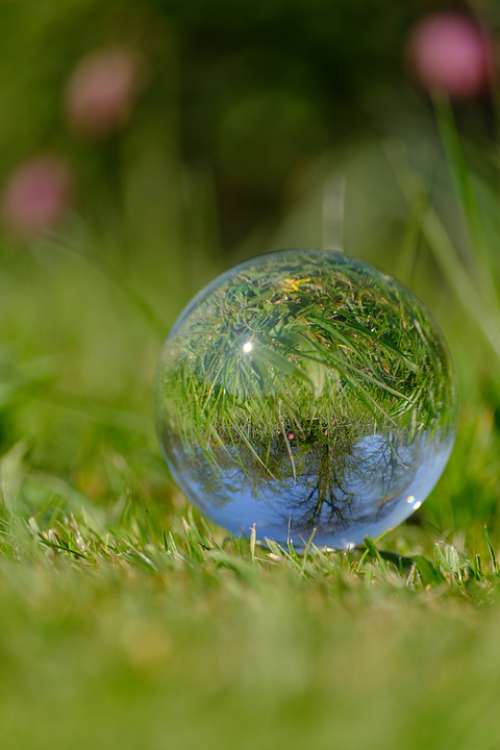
[156,250,456,549]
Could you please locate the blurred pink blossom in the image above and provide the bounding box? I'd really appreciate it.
[1,156,72,238]
[65,47,142,137]
[408,13,494,98]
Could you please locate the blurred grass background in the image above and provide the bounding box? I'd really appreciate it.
[1,1,500,748]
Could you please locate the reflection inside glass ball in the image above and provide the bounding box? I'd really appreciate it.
[156,250,456,549]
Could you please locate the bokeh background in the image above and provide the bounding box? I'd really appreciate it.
[2,3,500,749]
[1,0,499,526]
[2,0,498,248]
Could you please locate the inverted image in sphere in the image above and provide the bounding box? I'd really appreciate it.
[156,250,456,549]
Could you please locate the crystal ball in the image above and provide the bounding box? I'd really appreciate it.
[156,250,456,549]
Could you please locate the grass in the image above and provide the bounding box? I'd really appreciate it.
[2,498,500,750]
[1,109,500,748]
[159,250,453,446]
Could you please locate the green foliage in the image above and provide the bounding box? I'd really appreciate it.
[1,108,500,744]
[0,3,500,745]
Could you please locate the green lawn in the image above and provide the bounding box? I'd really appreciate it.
[1,118,500,749]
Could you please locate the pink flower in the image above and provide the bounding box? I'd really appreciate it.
[408,13,494,98]
[1,156,72,238]
[65,47,142,137]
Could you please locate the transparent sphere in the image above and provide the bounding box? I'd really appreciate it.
[156,250,456,549]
